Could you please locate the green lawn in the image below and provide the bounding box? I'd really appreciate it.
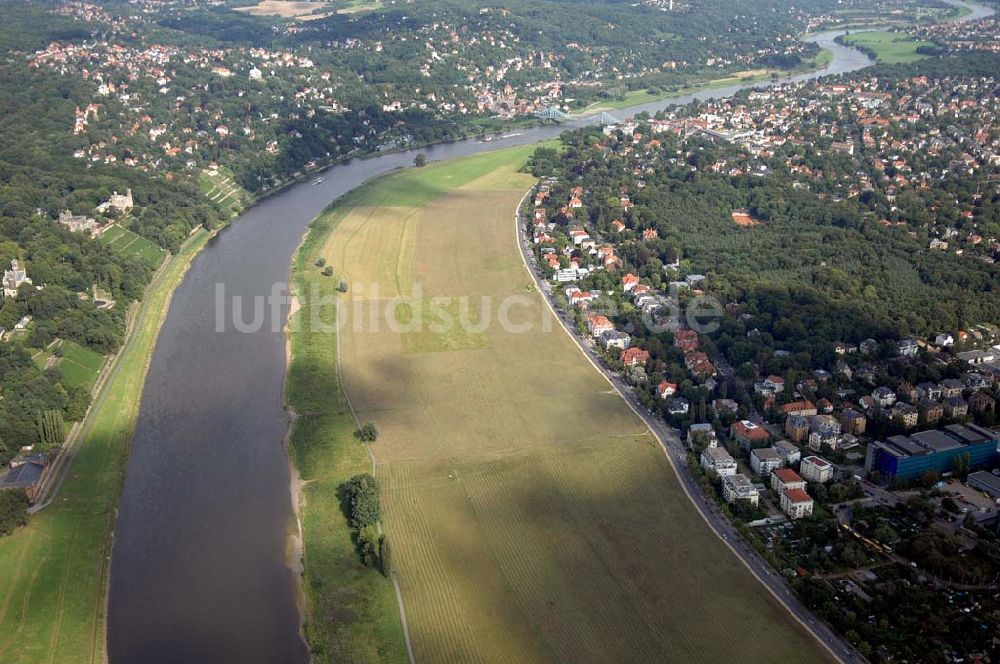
[99,225,167,269]
[55,340,106,391]
[0,229,210,664]
[840,30,930,64]
[288,203,409,663]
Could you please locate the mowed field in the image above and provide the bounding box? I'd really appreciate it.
[840,30,930,64]
[309,146,834,662]
[0,230,210,664]
[56,340,106,391]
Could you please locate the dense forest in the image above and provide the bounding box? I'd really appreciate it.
[0,3,226,462]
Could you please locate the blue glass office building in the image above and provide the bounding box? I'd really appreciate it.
[865,423,999,482]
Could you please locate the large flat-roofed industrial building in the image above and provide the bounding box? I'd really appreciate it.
[865,424,999,482]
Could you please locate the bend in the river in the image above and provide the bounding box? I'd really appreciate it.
[106,3,992,661]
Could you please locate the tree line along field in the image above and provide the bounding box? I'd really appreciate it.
[0,230,210,664]
[291,146,835,662]
[98,225,167,269]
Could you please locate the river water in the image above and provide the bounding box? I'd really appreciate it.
[105,6,987,661]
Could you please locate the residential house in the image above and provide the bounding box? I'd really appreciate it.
[722,473,759,506]
[958,349,998,366]
[620,347,649,368]
[0,453,48,502]
[780,400,817,417]
[656,381,678,399]
[873,387,897,407]
[807,415,841,452]
[838,409,867,435]
[750,447,782,476]
[891,402,919,429]
[919,399,943,425]
[667,398,690,416]
[935,333,955,347]
[731,420,770,450]
[687,423,717,448]
[785,414,810,444]
[800,456,834,483]
[771,467,806,493]
[757,375,785,396]
[586,313,614,336]
[774,440,801,466]
[965,372,991,391]
[674,329,699,352]
[701,446,737,476]
[943,396,968,418]
[897,338,919,357]
[712,399,738,416]
[601,330,631,351]
[940,379,964,399]
[780,488,814,519]
[621,273,640,292]
[917,382,942,401]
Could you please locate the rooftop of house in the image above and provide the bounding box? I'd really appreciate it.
[773,468,804,484]
[802,455,831,469]
[783,488,812,503]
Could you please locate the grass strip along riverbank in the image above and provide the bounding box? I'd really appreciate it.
[0,229,209,664]
[287,145,835,662]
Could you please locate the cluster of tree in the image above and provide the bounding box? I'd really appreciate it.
[341,473,389,574]
[0,491,29,538]
[354,422,379,443]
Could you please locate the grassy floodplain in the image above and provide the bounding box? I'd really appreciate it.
[0,229,209,664]
[289,145,834,662]
[839,30,930,64]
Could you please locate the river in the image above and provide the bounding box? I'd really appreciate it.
[105,4,988,661]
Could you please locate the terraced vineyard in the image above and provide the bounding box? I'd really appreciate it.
[293,146,834,662]
[199,167,248,218]
[99,225,167,268]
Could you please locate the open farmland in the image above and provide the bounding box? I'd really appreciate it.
[295,146,834,662]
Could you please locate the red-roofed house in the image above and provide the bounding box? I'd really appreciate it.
[771,468,806,493]
[674,329,699,352]
[780,488,814,519]
[622,273,640,292]
[568,290,595,308]
[586,313,614,336]
[780,400,817,417]
[731,420,770,450]
[620,347,650,367]
[656,381,677,399]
